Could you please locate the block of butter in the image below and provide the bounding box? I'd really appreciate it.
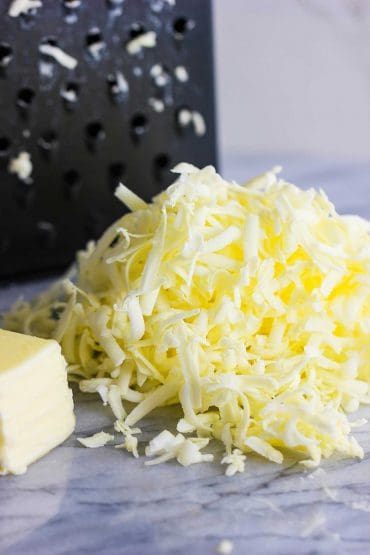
[0,329,75,475]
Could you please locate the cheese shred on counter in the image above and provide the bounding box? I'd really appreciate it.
[5,164,370,471]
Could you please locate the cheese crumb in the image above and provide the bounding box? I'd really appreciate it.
[174,65,189,82]
[126,32,156,55]
[77,431,114,448]
[116,434,139,458]
[60,87,78,103]
[148,97,165,112]
[145,430,213,466]
[221,449,246,476]
[114,419,140,458]
[8,151,32,181]
[8,0,42,17]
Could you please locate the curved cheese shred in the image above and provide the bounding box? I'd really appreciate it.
[4,164,370,472]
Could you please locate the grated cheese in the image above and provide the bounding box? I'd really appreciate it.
[8,151,32,181]
[150,64,170,88]
[174,65,189,82]
[177,109,206,136]
[177,108,193,127]
[5,164,370,472]
[221,449,246,476]
[145,430,213,466]
[77,431,114,448]
[192,111,206,136]
[115,419,140,458]
[148,97,165,112]
[60,88,78,103]
[39,43,77,70]
[8,0,42,17]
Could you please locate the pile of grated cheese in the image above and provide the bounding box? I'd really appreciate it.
[5,163,370,473]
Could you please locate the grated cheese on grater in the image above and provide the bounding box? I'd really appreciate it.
[8,0,42,17]
[39,43,78,70]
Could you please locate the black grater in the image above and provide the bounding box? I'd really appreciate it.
[0,0,217,279]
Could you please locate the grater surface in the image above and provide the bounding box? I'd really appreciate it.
[0,0,217,278]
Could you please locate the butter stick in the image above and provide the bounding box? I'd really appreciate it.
[0,329,75,475]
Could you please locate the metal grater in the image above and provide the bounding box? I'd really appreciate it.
[0,0,217,279]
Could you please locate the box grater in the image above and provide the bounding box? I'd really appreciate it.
[0,0,217,279]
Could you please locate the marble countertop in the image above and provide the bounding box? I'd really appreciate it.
[1,154,370,555]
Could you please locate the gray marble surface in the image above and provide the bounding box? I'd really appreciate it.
[1,154,370,555]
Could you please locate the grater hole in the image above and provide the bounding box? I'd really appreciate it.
[107,74,119,97]
[0,237,10,255]
[129,23,146,39]
[130,113,148,139]
[0,43,13,68]
[150,64,171,88]
[86,211,104,238]
[173,17,195,39]
[37,221,56,248]
[109,162,125,178]
[39,130,58,153]
[63,169,81,198]
[64,169,80,185]
[154,153,170,169]
[86,27,105,58]
[85,121,105,149]
[41,37,58,48]
[0,137,11,156]
[86,28,103,46]
[153,153,171,181]
[17,88,35,109]
[108,162,126,189]
[16,183,34,210]
[86,121,105,139]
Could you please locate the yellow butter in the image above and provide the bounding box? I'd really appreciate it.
[0,329,75,475]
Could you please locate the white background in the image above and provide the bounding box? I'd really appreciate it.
[213,0,370,162]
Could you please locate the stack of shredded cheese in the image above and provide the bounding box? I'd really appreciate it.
[5,164,370,473]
